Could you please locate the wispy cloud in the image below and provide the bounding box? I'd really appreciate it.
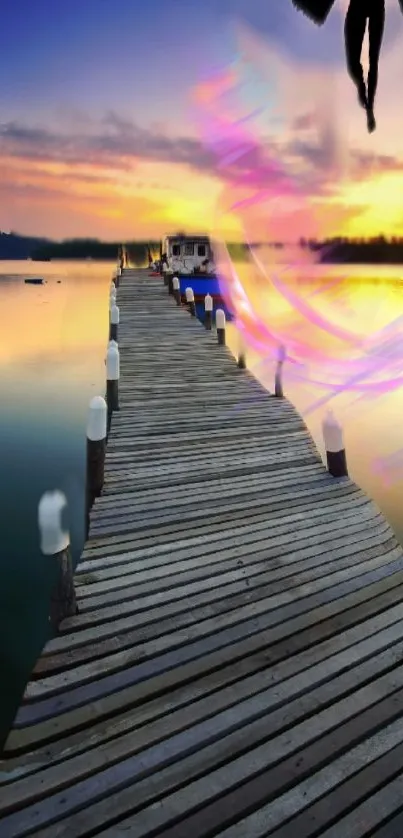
[3,108,402,195]
[0,116,216,173]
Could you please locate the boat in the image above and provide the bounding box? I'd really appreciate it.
[24,277,44,285]
[161,234,222,303]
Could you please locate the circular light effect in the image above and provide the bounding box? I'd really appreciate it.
[192,59,403,423]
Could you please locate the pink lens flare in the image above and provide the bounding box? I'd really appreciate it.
[372,449,403,489]
[192,58,403,486]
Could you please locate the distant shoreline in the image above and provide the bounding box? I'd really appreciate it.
[2,232,403,266]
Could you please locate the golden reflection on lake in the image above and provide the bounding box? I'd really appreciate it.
[0,260,111,366]
[226,259,403,542]
[0,260,112,412]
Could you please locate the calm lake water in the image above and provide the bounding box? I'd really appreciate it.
[1,258,403,742]
[0,260,112,742]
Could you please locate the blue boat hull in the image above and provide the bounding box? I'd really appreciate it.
[175,274,233,321]
[178,274,222,301]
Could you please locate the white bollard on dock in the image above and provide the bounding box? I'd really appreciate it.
[106,344,120,431]
[275,345,286,398]
[322,409,348,477]
[109,303,119,341]
[38,490,77,631]
[86,396,107,537]
[216,308,226,345]
[204,294,213,330]
[185,287,196,317]
[237,332,246,369]
[173,276,181,306]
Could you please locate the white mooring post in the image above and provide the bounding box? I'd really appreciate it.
[216,308,226,345]
[204,294,213,330]
[237,331,246,369]
[86,396,107,538]
[106,344,120,433]
[322,409,348,477]
[275,344,286,398]
[185,287,196,316]
[173,276,181,306]
[38,490,77,631]
[109,303,120,341]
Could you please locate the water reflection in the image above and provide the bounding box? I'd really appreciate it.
[0,260,111,742]
[224,261,403,546]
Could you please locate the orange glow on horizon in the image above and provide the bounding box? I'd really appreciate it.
[2,34,403,243]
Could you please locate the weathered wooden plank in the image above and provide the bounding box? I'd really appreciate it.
[2,655,403,836]
[92,462,326,510]
[36,519,393,672]
[105,440,308,465]
[4,606,403,812]
[88,473,335,531]
[84,495,376,574]
[4,584,403,783]
[216,721,403,837]
[7,546,403,753]
[99,455,324,496]
[368,809,403,837]
[86,481,361,540]
[21,667,403,838]
[82,511,387,603]
[3,267,403,838]
[83,490,370,559]
[77,528,394,617]
[85,488,371,554]
[19,544,403,715]
[317,773,403,837]
[60,511,382,636]
[256,746,403,838]
[80,510,387,590]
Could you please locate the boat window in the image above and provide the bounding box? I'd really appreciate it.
[197,244,206,257]
[172,244,180,256]
[184,243,194,255]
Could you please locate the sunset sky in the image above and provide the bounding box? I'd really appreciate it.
[1,0,403,242]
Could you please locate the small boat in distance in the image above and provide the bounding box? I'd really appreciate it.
[24,277,44,285]
[160,234,222,303]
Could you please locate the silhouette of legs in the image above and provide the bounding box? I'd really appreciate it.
[344,1,367,109]
[345,0,385,133]
[367,2,385,131]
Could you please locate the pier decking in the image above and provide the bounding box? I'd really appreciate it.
[2,268,403,837]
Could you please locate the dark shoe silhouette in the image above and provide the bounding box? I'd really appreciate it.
[367,109,376,132]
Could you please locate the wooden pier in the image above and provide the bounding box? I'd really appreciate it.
[2,268,403,837]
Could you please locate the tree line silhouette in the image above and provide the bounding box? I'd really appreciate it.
[2,232,403,265]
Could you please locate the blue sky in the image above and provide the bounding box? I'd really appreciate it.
[1,1,403,239]
[0,0,346,124]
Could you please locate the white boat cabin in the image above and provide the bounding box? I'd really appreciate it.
[163,235,215,274]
